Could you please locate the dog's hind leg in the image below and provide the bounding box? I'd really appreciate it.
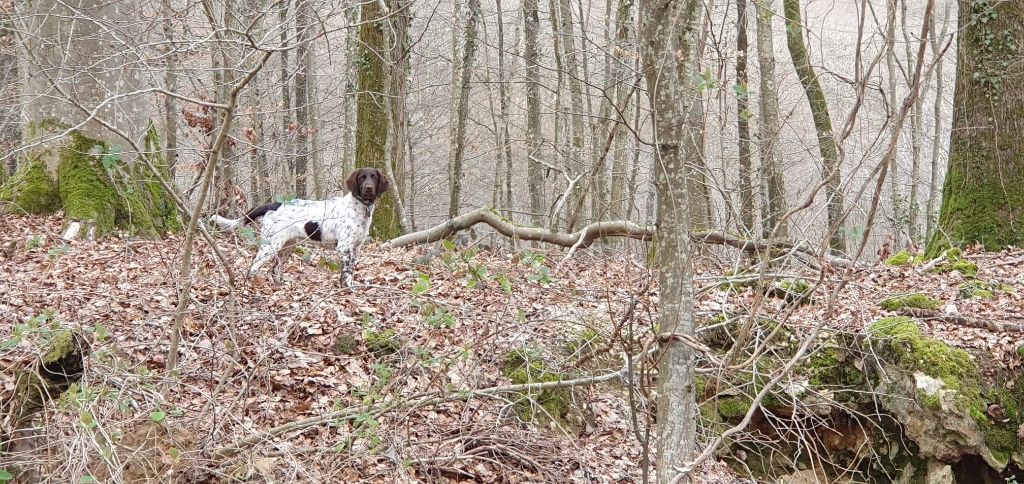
[249,240,283,279]
[272,241,297,284]
[338,247,355,288]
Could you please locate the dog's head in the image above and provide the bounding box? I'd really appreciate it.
[346,168,389,204]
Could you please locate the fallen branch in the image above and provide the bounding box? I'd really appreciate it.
[897,308,1024,333]
[384,207,855,268]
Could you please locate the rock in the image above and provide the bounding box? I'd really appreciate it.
[925,459,953,484]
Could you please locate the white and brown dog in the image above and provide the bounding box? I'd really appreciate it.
[210,168,389,287]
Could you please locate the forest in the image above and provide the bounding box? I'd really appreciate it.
[1,0,1023,482]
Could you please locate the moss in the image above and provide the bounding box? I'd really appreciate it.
[56,132,120,235]
[984,427,1017,466]
[3,158,60,214]
[43,330,77,365]
[869,317,981,410]
[716,397,752,419]
[363,328,400,355]
[565,327,602,355]
[931,259,980,277]
[804,346,865,389]
[884,251,913,266]
[502,348,575,431]
[879,293,941,311]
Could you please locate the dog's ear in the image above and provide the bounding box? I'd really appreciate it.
[375,168,390,195]
[345,169,361,194]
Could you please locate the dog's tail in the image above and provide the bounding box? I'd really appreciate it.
[209,202,282,230]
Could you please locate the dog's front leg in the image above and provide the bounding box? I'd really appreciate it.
[338,247,355,288]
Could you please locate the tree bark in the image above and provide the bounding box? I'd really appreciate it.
[607,0,635,222]
[448,0,480,219]
[292,0,313,198]
[356,0,400,239]
[554,0,587,229]
[928,0,1024,253]
[0,2,18,178]
[781,0,845,253]
[387,0,411,224]
[523,0,546,225]
[901,0,924,243]
[496,0,515,213]
[5,0,178,238]
[735,0,754,235]
[754,0,787,240]
[925,0,951,242]
[638,0,701,480]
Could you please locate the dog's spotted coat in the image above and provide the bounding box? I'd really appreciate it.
[210,168,389,287]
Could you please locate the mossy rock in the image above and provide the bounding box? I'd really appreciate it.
[868,317,981,409]
[879,293,941,311]
[929,248,980,277]
[803,345,865,390]
[884,251,913,266]
[1,158,60,214]
[363,328,401,355]
[715,396,752,419]
[502,348,581,434]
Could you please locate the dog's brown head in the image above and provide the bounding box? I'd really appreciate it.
[346,168,389,204]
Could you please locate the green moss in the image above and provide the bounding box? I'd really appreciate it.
[984,427,1017,465]
[3,158,60,214]
[502,348,575,430]
[566,327,602,355]
[869,317,981,410]
[884,251,912,266]
[804,346,865,389]
[716,396,752,419]
[778,279,810,294]
[43,330,77,365]
[879,294,941,311]
[57,132,119,235]
[363,328,400,355]
[931,259,979,277]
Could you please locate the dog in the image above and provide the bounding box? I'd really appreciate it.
[210,168,389,287]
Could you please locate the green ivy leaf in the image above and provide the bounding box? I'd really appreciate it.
[150,410,166,423]
[0,470,14,482]
[411,273,430,296]
[93,323,109,342]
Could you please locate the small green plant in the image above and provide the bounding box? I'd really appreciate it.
[0,470,13,482]
[411,272,431,296]
[363,328,401,355]
[25,235,45,250]
[47,244,71,262]
[425,306,457,329]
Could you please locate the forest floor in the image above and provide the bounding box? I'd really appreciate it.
[2,213,1023,483]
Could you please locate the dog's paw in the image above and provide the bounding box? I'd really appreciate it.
[340,274,354,288]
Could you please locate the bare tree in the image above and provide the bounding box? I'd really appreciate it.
[754,0,787,240]
[735,0,754,234]
[292,0,313,198]
[782,0,845,252]
[448,0,480,219]
[925,1,951,241]
[639,0,702,480]
[524,0,545,225]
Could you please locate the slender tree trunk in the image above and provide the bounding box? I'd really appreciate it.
[735,0,753,234]
[279,0,292,190]
[356,0,400,238]
[524,0,545,225]
[928,0,1024,253]
[754,0,787,240]
[901,0,925,243]
[161,0,178,177]
[448,0,480,219]
[639,0,701,480]
[925,1,950,241]
[554,0,586,228]
[781,0,845,252]
[249,74,269,202]
[388,0,411,226]
[607,0,635,222]
[496,0,515,213]
[885,0,901,245]
[292,0,312,198]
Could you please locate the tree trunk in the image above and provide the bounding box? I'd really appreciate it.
[781,0,845,252]
[292,0,312,198]
[885,0,901,245]
[387,0,411,222]
[0,4,18,178]
[735,0,754,234]
[524,0,546,225]
[496,0,515,213]
[356,0,400,239]
[925,1,950,241]
[3,0,178,239]
[555,0,586,228]
[448,0,480,219]
[928,0,1024,253]
[901,0,924,243]
[160,0,178,177]
[607,0,635,222]
[754,0,787,240]
[639,0,701,480]
[279,0,293,190]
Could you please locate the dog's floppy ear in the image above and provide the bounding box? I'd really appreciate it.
[345,169,361,194]
[375,168,390,195]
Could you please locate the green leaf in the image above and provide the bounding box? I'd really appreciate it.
[411,273,430,296]
[93,323,109,341]
[497,274,512,294]
[0,470,14,482]
[100,146,123,171]
[80,411,95,428]
[150,410,166,423]
[442,239,456,252]
[79,476,98,483]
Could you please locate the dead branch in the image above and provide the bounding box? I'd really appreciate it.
[384,207,855,267]
[897,308,1024,333]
